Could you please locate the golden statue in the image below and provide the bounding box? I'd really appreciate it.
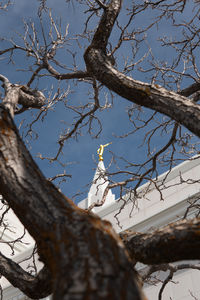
[97,142,112,161]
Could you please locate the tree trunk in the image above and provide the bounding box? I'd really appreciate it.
[0,106,145,299]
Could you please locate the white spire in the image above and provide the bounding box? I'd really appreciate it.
[87,160,115,211]
[78,143,115,211]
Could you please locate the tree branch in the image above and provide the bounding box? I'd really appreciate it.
[95,0,108,9]
[84,0,200,138]
[179,81,200,97]
[0,74,10,90]
[121,218,200,265]
[43,57,90,80]
[91,0,122,50]
[140,263,200,300]
[0,74,46,116]
[0,252,52,299]
[139,263,200,281]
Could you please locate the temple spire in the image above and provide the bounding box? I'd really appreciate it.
[87,144,115,210]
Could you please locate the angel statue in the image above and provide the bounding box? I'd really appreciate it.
[97,142,112,161]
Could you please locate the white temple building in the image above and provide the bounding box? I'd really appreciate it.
[1,150,200,299]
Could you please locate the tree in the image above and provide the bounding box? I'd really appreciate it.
[0,0,200,299]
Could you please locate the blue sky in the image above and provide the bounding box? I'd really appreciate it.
[0,0,198,203]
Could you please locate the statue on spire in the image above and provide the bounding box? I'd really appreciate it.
[97,142,112,161]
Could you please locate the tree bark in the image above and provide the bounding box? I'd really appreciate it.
[121,218,200,265]
[0,106,144,299]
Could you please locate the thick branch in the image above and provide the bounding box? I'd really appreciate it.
[91,0,122,50]
[0,74,10,88]
[179,82,200,97]
[18,85,46,108]
[84,0,200,137]
[0,252,52,299]
[85,47,200,138]
[121,218,200,265]
[0,75,46,115]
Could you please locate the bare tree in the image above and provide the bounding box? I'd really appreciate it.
[0,0,200,299]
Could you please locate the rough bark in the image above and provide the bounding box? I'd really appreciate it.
[0,106,144,299]
[0,252,52,299]
[0,74,45,116]
[121,218,200,265]
[84,0,200,138]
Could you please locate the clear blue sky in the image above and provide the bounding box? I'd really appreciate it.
[0,0,197,203]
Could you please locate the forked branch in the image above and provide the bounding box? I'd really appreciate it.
[0,74,46,117]
[84,0,200,137]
